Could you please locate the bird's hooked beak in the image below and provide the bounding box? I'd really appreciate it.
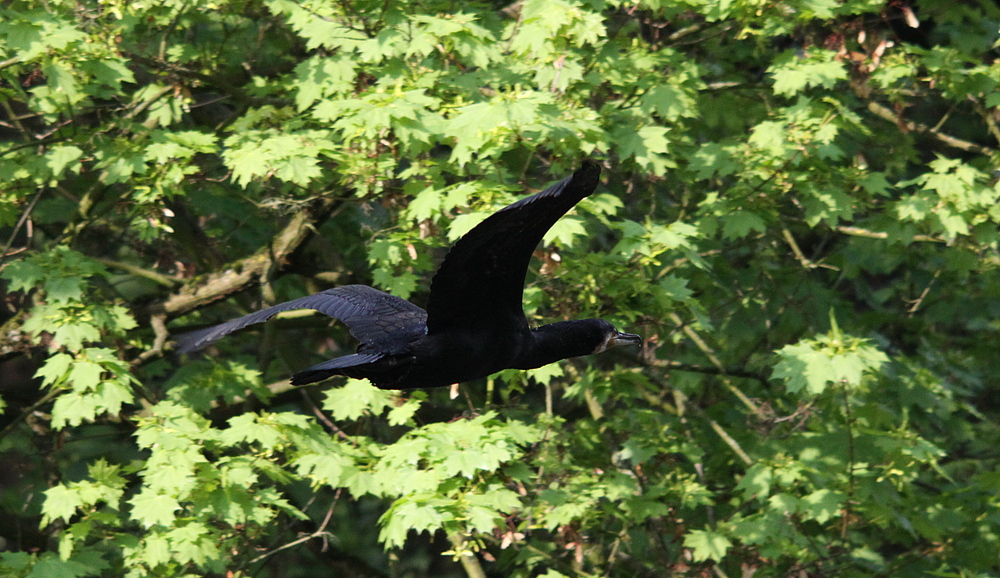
[594,329,643,353]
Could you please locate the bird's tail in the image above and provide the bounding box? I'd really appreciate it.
[289,353,384,385]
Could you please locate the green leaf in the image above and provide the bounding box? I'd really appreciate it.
[45,276,87,304]
[801,489,844,523]
[220,414,282,449]
[684,528,732,562]
[1,259,46,292]
[50,392,93,429]
[51,375,134,429]
[371,270,418,299]
[41,485,82,525]
[387,396,422,426]
[800,184,854,227]
[687,142,739,180]
[294,452,352,486]
[735,463,773,499]
[543,500,590,530]
[128,491,181,528]
[773,332,888,394]
[166,360,265,412]
[466,486,522,512]
[293,54,358,110]
[613,125,671,174]
[142,454,199,496]
[36,353,73,386]
[46,145,83,177]
[772,342,835,395]
[721,210,767,239]
[23,553,98,578]
[379,495,455,548]
[164,522,219,565]
[770,50,847,96]
[896,194,933,222]
[639,84,697,121]
[406,187,443,222]
[747,120,787,156]
[658,275,693,302]
[136,532,172,568]
[768,492,801,514]
[447,212,490,242]
[525,363,563,386]
[542,215,586,247]
[67,359,104,390]
[323,379,394,421]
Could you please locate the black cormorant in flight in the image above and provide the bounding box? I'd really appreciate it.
[177,160,641,389]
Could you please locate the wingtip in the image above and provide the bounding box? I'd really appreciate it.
[174,330,209,354]
[575,159,602,189]
[578,158,600,174]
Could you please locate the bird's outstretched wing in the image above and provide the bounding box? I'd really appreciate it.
[176,284,427,354]
[424,161,601,334]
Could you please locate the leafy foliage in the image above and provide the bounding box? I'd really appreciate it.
[3,0,1000,576]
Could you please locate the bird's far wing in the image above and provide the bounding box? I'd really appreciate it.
[175,284,427,354]
[424,160,601,334]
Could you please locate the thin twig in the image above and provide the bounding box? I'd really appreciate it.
[974,100,1000,146]
[669,312,761,416]
[840,382,855,540]
[641,374,754,466]
[836,225,944,244]
[249,492,340,564]
[0,100,30,142]
[0,188,44,271]
[907,269,941,316]
[644,358,768,383]
[781,226,838,270]
[125,85,174,120]
[0,388,60,441]
[303,390,354,444]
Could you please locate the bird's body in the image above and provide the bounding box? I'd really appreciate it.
[177,161,641,389]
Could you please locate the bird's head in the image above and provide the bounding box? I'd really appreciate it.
[518,318,643,370]
[589,319,643,353]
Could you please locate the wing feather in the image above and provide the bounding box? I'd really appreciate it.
[176,285,426,354]
[424,161,601,334]
[289,353,386,385]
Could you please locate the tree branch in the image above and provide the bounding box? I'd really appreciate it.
[449,534,488,578]
[835,225,944,244]
[866,101,996,156]
[152,198,340,320]
[95,258,183,289]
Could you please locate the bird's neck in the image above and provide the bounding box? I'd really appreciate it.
[512,321,601,370]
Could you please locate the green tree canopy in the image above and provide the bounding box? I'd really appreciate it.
[2,0,1000,576]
